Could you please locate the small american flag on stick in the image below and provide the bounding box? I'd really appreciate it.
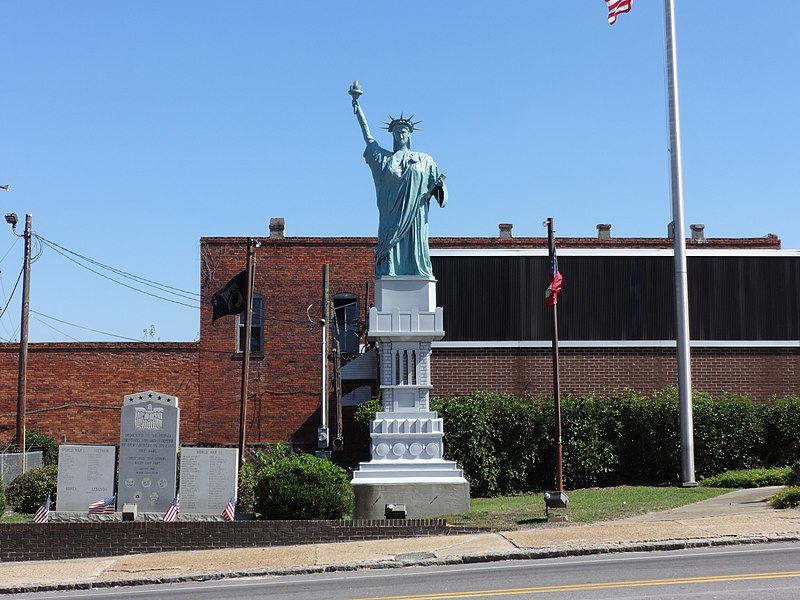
[163,495,180,522]
[33,496,51,524]
[606,0,633,25]
[222,496,236,522]
[88,496,116,514]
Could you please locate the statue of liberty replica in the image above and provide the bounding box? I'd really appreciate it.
[348,81,469,519]
[350,81,447,279]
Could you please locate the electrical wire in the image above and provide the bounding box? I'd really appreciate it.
[32,313,80,341]
[34,236,201,309]
[34,233,199,299]
[0,236,19,264]
[31,310,146,342]
[0,263,24,320]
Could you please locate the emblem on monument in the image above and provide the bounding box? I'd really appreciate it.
[135,403,164,430]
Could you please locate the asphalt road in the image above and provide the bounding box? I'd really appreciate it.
[15,542,800,599]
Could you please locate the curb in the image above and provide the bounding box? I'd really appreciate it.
[2,533,799,595]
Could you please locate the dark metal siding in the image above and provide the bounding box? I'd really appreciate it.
[432,255,800,341]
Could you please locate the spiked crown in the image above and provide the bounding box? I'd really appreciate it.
[383,113,422,133]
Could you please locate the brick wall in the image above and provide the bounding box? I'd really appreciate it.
[0,343,199,445]
[432,347,799,402]
[0,520,486,562]
[198,238,375,447]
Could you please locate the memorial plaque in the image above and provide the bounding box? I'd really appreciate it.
[56,445,117,511]
[117,391,180,513]
[179,447,238,514]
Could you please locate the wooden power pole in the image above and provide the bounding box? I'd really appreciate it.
[16,214,32,471]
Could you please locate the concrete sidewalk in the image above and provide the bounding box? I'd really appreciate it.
[2,487,799,594]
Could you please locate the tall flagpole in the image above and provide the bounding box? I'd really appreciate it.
[547,218,563,493]
[664,0,696,485]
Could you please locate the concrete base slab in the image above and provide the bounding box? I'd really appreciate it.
[352,480,470,520]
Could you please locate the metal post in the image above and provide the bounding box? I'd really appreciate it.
[664,0,696,486]
[318,264,330,452]
[237,239,256,466]
[547,218,563,492]
[16,214,32,471]
[333,339,343,450]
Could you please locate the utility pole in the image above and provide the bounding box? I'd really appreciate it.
[16,214,32,471]
[237,239,256,468]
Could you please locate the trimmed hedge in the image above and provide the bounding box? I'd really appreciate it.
[252,445,354,520]
[700,467,790,488]
[356,388,800,496]
[6,465,58,513]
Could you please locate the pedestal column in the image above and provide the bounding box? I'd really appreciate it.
[350,278,470,519]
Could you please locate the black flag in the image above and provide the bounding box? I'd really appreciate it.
[211,269,249,323]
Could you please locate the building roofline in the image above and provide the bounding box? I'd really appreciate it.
[201,234,781,250]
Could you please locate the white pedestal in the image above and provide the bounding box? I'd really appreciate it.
[351,279,469,519]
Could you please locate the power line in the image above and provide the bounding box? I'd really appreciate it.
[34,235,201,309]
[34,234,199,299]
[0,263,24,321]
[31,310,145,342]
[32,314,80,341]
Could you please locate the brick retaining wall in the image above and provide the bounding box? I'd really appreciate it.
[0,520,487,562]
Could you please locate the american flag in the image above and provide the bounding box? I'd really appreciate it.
[606,0,633,25]
[88,496,116,514]
[545,247,563,307]
[163,494,180,522]
[222,496,236,522]
[33,496,51,524]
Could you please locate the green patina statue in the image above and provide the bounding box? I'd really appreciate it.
[350,81,447,279]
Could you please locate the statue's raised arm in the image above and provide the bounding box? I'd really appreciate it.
[349,81,373,145]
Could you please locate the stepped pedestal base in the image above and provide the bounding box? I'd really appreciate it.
[351,479,470,520]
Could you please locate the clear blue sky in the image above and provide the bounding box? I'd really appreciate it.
[1,1,798,343]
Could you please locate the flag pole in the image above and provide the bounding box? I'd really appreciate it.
[238,239,256,468]
[663,0,696,485]
[547,217,563,492]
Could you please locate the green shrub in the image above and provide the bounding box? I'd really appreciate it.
[11,430,59,466]
[760,396,800,466]
[26,430,59,465]
[615,389,680,484]
[561,394,622,489]
[787,460,800,486]
[252,446,353,519]
[357,388,800,495]
[6,465,58,513]
[236,459,257,514]
[771,486,800,509]
[0,476,6,514]
[700,467,790,488]
[693,393,764,478]
[433,392,550,497]
[354,397,382,426]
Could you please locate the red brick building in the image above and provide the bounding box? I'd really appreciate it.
[1,222,798,451]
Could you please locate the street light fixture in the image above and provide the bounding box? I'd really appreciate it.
[5,212,18,230]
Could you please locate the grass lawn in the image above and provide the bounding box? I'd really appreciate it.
[444,485,734,530]
[0,512,34,523]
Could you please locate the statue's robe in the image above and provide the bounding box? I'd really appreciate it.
[364,140,447,278]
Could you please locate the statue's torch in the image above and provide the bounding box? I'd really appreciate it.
[348,80,363,114]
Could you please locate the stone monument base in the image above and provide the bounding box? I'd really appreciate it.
[352,479,470,520]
